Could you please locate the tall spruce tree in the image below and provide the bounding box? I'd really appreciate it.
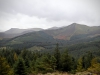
[81,52,93,70]
[50,56,56,71]
[14,58,27,75]
[54,43,60,70]
[61,50,72,71]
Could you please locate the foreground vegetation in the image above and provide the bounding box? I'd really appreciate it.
[0,43,100,75]
[36,71,97,75]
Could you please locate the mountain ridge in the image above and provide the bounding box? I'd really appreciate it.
[0,28,43,39]
[0,23,100,51]
[0,23,100,40]
[45,23,100,40]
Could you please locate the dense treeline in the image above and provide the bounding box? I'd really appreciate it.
[0,44,100,75]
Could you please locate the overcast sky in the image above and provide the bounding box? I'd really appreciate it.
[0,0,100,31]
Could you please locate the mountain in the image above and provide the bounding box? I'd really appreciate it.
[5,28,43,34]
[4,28,26,34]
[1,23,100,40]
[22,28,43,34]
[45,23,100,40]
[0,28,43,39]
[0,23,100,61]
[0,23,100,49]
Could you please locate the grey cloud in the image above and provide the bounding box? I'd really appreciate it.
[0,0,99,21]
[0,0,100,31]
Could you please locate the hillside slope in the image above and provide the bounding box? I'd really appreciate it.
[0,28,43,39]
[45,23,100,40]
[0,23,100,50]
[2,31,56,49]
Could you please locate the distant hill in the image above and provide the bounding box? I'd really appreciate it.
[0,23,100,49]
[45,23,100,40]
[5,28,43,34]
[1,23,100,40]
[4,31,56,49]
[0,23,100,45]
[4,28,26,34]
[0,23,100,57]
[8,31,55,43]
[0,28,43,39]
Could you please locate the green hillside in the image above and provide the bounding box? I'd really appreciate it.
[0,23,100,50]
[3,31,56,49]
[7,31,55,44]
[45,23,100,40]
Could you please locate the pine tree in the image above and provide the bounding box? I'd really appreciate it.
[50,56,56,71]
[14,58,27,75]
[81,52,93,70]
[54,43,60,70]
[0,56,11,75]
[86,52,93,68]
[77,57,84,72]
[25,58,30,68]
[61,50,72,71]
[25,57,31,73]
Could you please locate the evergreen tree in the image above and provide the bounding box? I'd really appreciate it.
[61,50,72,71]
[77,57,84,72]
[14,58,27,75]
[34,55,53,74]
[50,56,56,71]
[0,56,12,75]
[25,57,31,73]
[86,52,93,68]
[25,58,30,68]
[14,53,18,62]
[54,43,60,70]
[88,58,100,74]
[81,52,93,70]
[21,50,28,60]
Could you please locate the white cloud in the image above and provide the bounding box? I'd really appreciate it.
[0,0,100,31]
